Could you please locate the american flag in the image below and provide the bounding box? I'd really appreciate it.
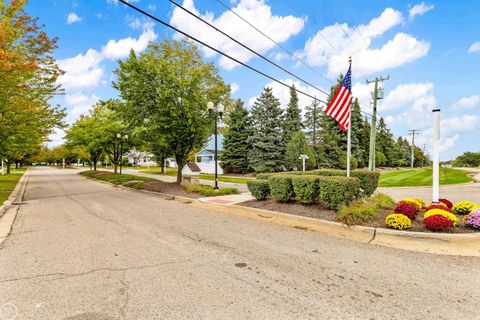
[325,64,352,131]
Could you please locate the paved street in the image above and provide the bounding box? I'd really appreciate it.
[1,167,479,320]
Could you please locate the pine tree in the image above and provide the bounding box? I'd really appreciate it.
[285,131,316,170]
[304,99,322,147]
[248,87,284,173]
[376,117,396,166]
[282,85,303,145]
[220,99,251,173]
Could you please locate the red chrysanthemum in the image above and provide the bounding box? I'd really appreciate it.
[439,198,453,209]
[424,214,454,231]
[425,204,453,213]
[394,203,417,219]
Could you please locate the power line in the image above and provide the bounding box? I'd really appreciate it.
[117,0,329,104]
[168,0,330,97]
[214,0,334,85]
[337,24,355,44]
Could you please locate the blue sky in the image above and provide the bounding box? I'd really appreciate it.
[28,0,480,160]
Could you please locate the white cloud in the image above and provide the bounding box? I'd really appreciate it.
[468,41,480,54]
[170,0,305,70]
[148,4,156,11]
[230,82,240,94]
[300,8,430,77]
[248,79,326,116]
[101,27,157,59]
[57,49,104,90]
[382,82,434,111]
[408,2,434,20]
[65,93,100,123]
[451,95,480,109]
[67,12,82,25]
[126,15,142,29]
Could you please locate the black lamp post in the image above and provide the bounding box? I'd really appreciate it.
[117,133,128,175]
[207,101,224,190]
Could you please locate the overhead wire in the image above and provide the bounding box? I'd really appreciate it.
[168,0,330,97]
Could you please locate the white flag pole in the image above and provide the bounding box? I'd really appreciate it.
[346,56,352,178]
[432,109,441,203]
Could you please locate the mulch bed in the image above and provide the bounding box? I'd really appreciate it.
[239,198,476,233]
[142,181,203,199]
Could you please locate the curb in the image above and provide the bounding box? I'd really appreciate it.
[0,169,30,245]
[80,172,480,257]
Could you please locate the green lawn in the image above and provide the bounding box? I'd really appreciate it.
[137,167,253,184]
[0,168,27,205]
[80,170,155,185]
[378,168,472,187]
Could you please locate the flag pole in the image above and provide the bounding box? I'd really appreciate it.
[346,56,352,178]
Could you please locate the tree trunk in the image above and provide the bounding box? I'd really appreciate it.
[114,163,118,174]
[6,159,11,175]
[15,162,18,169]
[176,156,184,184]
[161,157,165,175]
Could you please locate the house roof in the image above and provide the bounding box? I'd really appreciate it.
[185,162,201,172]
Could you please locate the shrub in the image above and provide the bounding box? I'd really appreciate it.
[247,180,270,200]
[398,198,422,211]
[412,198,426,209]
[394,203,418,219]
[269,175,294,202]
[452,200,478,215]
[291,175,320,204]
[336,200,379,225]
[312,169,379,196]
[317,176,360,211]
[368,193,396,209]
[385,214,412,230]
[184,184,239,196]
[464,212,480,230]
[439,198,453,209]
[424,215,454,231]
[425,204,452,213]
[424,209,458,225]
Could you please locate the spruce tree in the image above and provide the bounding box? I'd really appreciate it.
[304,99,322,147]
[248,87,284,173]
[285,131,316,170]
[220,99,251,173]
[376,117,396,166]
[282,85,303,145]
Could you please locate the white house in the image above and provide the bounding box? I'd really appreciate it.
[193,134,224,174]
[126,149,177,168]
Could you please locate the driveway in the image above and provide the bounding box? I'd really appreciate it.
[0,167,479,319]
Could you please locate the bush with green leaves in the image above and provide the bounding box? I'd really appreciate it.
[268,175,294,202]
[291,175,320,204]
[183,184,239,196]
[317,176,360,211]
[247,180,270,200]
[336,200,379,225]
[369,193,396,209]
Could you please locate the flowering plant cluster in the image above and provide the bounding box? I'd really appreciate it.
[424,215,454,231]
[428,201,447,208]
[398,198,422,211]
[425,204,452,213]
[464,212,480,230]
[424,209,458,226]
[394,203,417,219]
[385,214,412,230]
[439,198,453,209]
[412,198,426,208]
[452,200,479,215]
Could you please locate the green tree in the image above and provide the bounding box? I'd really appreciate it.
[220,99,251,173]
[285,131,316,170]
[113,39,230,183]
[248,87,284,173]
[282,85,302,145]
[376,117,396,166]
[304,99,322,148]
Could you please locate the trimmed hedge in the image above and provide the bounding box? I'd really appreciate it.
[247,180,270,200]
[256,169,379,196]
[291,175,320,204]
[268,175,294,202]
[317,176,360,211]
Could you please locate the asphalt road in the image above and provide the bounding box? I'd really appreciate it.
[0,167,479,320]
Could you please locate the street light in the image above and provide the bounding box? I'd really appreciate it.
[207,101,224,190]
[117,133,128,174]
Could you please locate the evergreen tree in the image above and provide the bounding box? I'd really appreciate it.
[304,99,322,147]
[220,99,251,173]
[282,85,303,144]
[349,98,365,169]
[248,87,284,173]
[376,117,396,166]
[285,131,316,170]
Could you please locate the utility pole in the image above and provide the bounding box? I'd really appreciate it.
[366,76,389,171]
[409,129,420,169]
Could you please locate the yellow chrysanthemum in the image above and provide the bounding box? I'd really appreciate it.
[424,209,458,226]
[452,200,479,215]
[385,214,412,230]
[398,198,422,211]
[413,198,426,208]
